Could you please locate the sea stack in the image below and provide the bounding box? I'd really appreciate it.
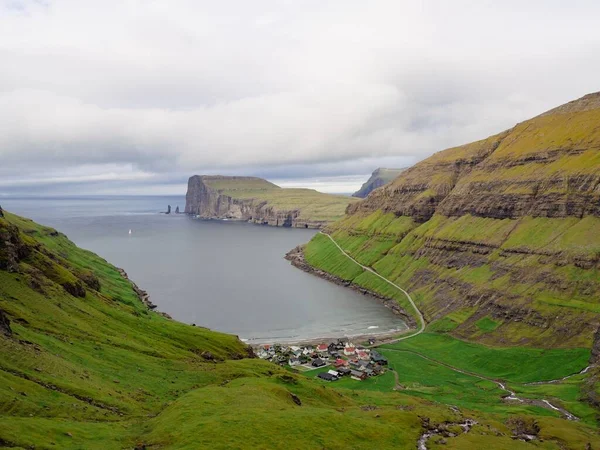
[175,206,180,214]
[166,205,171,215]
[0,205,3,218]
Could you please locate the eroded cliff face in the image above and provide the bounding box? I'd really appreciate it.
[185,175,320,228]
[352,168,406,198]
[309,92,600,348]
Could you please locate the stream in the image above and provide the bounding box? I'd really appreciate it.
[417,419,477,450]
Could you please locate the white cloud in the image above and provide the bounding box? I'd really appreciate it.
[0,0,599,194]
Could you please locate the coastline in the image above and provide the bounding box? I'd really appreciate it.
[284,244,416,329]
[246,328,408,348]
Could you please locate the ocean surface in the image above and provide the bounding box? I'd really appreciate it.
[0,196,407,342]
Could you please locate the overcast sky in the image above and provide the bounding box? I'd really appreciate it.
[1,0,599,195]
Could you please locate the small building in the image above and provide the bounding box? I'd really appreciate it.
[370,350,388,365]
[316,344,328,353]
[334,359,348,368]
[358,360,372,369]
[312,358,327,368]
[328,369,339,377]
[318,372,338,382]
[338,367,351,376]
[289,357,301,366]
[343,347,356,356]
[328,343,338,354]
[357,351,370,360]
[350,370,367,381]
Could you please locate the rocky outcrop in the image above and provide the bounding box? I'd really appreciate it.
[185,175,351,228]
[352,168,406,198]
[165,205,171,215]
[0,309,11,337]
[116,268,172,319]
[0,218,31,272]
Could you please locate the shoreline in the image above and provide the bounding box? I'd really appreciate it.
[284,245,417,329]
[246,328,408,348]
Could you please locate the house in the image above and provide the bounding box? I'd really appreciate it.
[357,360,372,369]
[334,359,348,368]
[368,338,376,345]
[370,350,388,365]
[328,343,338,354]
[338,367,351,376]
[350,370,367,381]
[357,351,370,360]
[328,370,339,377]
[316,344,328,353]
[318,372,338,382]
[312,358,326,368]
[289,357,301,366]
[343,346,356,356]
[364,368,375,377]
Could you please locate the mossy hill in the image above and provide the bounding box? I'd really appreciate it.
[184,175,358,228]
[2,209,600,448]
[352,168,406,198]
[303,92,600,349]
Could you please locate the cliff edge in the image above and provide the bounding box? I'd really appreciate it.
[185,175,357,228]
[352,167,406,198]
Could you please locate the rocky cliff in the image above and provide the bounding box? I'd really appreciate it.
[185,175,357,228]
[352,168,406,198]
[303,92,600,348]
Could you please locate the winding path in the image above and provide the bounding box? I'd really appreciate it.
[320,231,425,342]
[321,231,580,421]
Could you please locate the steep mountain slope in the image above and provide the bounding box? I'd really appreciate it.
[185,175,358,228]
[303,92,600,348]
[2,211,600,448]
[352,168,406,198]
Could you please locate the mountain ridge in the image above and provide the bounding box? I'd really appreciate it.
[352,168,406,198]
[302,92,600,349]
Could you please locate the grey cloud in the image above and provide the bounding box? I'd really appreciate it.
[1,0,599,195]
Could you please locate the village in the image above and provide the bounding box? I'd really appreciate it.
[255,339,389,382]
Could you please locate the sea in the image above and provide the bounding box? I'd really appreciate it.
[0,196,407,343]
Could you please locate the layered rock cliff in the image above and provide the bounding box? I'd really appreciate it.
[352,167,406,198]
[185,175,357,228]
[303,92,600,348]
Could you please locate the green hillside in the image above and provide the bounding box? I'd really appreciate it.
[2,209,600,448]
[305,92,600,349]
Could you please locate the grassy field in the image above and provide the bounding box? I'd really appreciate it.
[2,210,600,448]
[381,333,590,384]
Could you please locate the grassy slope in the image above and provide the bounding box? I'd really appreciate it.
[298,96,600,444]
[204,177,358,223]
[5,212,597,448]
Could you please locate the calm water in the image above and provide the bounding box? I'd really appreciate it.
[0,196,406,342]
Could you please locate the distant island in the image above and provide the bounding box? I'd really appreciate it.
[184,175,358,228]
[352,168,406,198]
